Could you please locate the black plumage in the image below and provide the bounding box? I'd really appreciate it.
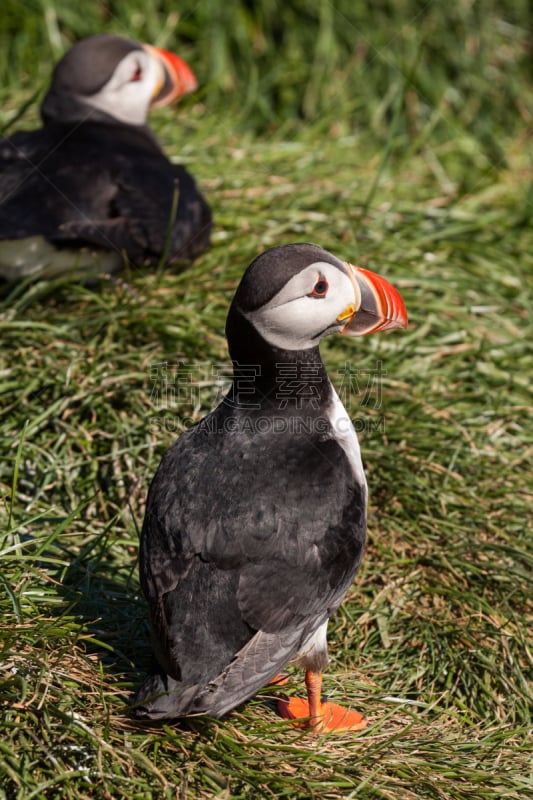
[0,34,211,281]
[134,243,408,729]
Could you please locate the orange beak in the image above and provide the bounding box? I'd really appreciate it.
[144,44,198,107]
[337,262,408,336]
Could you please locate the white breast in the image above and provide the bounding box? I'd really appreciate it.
[327,385,367,492]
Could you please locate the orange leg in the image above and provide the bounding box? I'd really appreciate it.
[305,670,325,726]
[277,670,367,732]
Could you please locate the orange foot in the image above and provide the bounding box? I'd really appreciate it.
[269,673,290,687]
[277,696,367,732]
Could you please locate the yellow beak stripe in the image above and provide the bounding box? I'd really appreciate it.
[337,303,356,323]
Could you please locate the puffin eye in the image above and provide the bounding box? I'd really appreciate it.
[309,277,329,298]
[130,65,143,82]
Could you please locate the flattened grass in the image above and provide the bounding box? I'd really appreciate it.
[1,2,532,798]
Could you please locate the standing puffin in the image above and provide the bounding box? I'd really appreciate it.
[0,34,211,281]
[134,243,408,731]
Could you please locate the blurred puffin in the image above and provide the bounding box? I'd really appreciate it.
[134,243,408,731]
[0,34,211,281]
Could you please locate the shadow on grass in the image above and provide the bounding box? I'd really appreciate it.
[54,521,152,704]
[57,526,298,734]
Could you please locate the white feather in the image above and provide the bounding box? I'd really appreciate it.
[327,385,367,490]
[84,50,162,125]
[291,619,329,669]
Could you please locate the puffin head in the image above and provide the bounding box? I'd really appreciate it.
[227,243,408,355]
[41,33,198,126]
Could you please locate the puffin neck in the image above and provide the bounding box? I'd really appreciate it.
[41,90,104,125]
[40,93,162,151]
[42,89,145,128]
[225,305,332,411]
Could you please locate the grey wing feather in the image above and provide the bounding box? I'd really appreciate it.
[133,625,307,720]
[189,626,308,718]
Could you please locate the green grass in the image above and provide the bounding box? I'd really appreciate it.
[1,2,532,799]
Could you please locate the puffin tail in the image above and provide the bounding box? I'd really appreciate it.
[132,670,201,720]
[133,628,304,721]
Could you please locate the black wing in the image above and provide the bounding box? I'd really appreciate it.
[0,123,211,266]
[105,159,212,263]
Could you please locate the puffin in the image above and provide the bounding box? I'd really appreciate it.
[134,243,408,731]
[0,34,211,281]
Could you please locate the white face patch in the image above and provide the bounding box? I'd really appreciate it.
[83,49,162,125]
[244,261,357,351]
